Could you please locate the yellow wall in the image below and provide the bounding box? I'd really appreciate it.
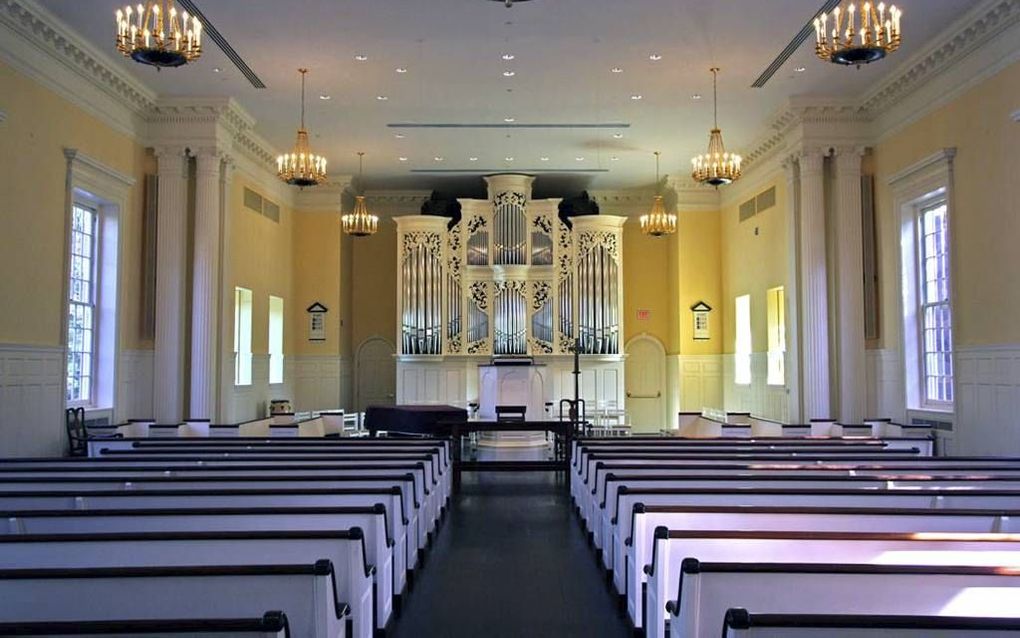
[872,62,1020,349]
[623,218,672,348]
[677,208,723,355]
[351,213,398,350]
[720,175,789,354]
[0,61,149,349]
[291,212,343,356]
[227,177,295,356]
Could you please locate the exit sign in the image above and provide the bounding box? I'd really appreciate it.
[636,309,651,321]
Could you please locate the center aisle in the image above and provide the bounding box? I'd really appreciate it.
[391,471,632,638]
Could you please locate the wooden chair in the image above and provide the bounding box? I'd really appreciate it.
[64,407,87,457]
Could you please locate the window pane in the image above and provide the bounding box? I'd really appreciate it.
[918,201,953,406]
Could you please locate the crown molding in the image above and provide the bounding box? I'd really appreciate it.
[864,0,1020,142]
[293,178,354,212]
[364,191,432,205]
[0,0,155,137]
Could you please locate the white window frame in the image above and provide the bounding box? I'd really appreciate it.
[66,202,99,407]
[916,200,953,408]
[890,148,956,417]
[268,295,285,385]
[766,286,786,386]
[734,294,752,386]
[234,287,253,386]
[62,149,131,417]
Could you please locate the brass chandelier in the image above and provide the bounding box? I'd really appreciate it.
[277,69,327,187]
[691,68,741,187]
[814,1,902,66]
[641,152,676,237]
[342,153,379,237]
[115,1,202,68]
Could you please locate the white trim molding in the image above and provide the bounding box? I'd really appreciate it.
[889,148,957,419]
[0,343,65,457]
[955,344,1020,455]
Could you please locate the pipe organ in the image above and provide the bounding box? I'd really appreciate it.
[395,174,626,409]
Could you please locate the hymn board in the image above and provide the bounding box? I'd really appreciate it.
[394,174,626,414]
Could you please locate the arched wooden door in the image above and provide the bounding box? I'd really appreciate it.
[355,337,396,412]
[625,335,667,432]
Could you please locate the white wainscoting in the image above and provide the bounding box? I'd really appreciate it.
[117,349,153,421]
[226,355,297,423]
[865,348,906,422]
[0,344,64,457]
[398,359,469,407]
[676,354,723,417]
[722,353,789,424]
[290,355,351,412]
[955,344,1020,456]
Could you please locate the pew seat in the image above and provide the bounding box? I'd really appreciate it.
[0,611,291,637]
[0,563,348,638]
[721,609,1020,638]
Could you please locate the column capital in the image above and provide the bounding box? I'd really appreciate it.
[797,147,827,176]
[152,144,189,160]
[832,145,867,171]
[194,149,223,178]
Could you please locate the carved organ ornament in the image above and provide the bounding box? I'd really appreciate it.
[394,174,625,358]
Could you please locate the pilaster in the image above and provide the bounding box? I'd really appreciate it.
[797,148,831,420]
[782,154,802,423]
[834,146,867,423]
[152,145,189,424]
[189,148,224,419]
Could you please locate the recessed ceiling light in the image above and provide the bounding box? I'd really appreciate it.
[434,156,444,161]
[630,94,643,100]
[502,53,515,61]
[394,133,405,139]
[649,54,662,61]
[469,157,479,162]
[503,70,516,77]
[213,67,221,73]
[691,94,702,100]
[794,66,806,73]
[575,156,585,161]
[539,157,550,162]
[319,94,331,100]
[610,67,623,73]
[398,157,408,162]
[354,54,368,61]
[610,156,620,161]
[395,67,408,73]
[376,95,389,101]
[504,117,515,122]
[505,156,514,161]
[612,133,623,139]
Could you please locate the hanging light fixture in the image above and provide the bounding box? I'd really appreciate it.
[115,1,202,68]
[342,152,379,237]
[814,1,902,66]
[691,67,741,187]
[641,152,677,237]
[277,69,327,187]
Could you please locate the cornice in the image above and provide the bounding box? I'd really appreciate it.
[860,0,1020,118]
[293,178,354,212]
[0,0,155,136]
[364,191,432,204]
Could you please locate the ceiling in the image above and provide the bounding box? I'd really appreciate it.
[41,0,975,194]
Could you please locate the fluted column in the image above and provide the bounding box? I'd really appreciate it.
[797,149,831,420]
[782,155,802,423]
[834,146,866,423]
[189,149,223,419]
[217,159,236,424]
[153,146,189,424]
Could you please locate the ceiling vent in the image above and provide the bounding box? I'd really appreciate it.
[751,0,840,88]
[243,187,280,223]
[175,0,266,88]
[739,185,777,222]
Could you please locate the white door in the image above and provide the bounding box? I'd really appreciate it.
[356,338,396,412]
[625,336,666,432]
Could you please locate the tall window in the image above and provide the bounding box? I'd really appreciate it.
[268,295,285,385]
[734,294,752,385]
[766,286,786,386]
[234,287,253,386]
[67,204,98,405]
[919,201,953,406]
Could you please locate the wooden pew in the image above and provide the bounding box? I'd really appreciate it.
[0,563,348,638]
[0,531,373,638]
[0,506,395,630]
[721,609,1020,638]
[619,505,1020,613]
[0,487,413,590]
[644,529,1020,638]
[0,611,292,637]
[667,562,1020,638]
